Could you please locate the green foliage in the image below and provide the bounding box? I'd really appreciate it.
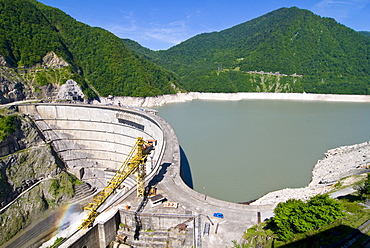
[272,194,346,241]
[334,181,343,188]
[0,0,181,97]
[239,222,276,247]
[1,2,369,97]
[0,0,68,67]
[127,7,370,95]
[241,196,370,247]
[74,178,84,186]
[356,173,370,199]
[41,0,183,97]
[48,172,76,198]
[232,240,249,248]
[46,237,65,248]
[28,67,74,86]
[341,198,364,213]
[359,31,370,38]
[0,115,17,141]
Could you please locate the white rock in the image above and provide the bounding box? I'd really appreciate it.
[92,92,370,108]
[56,79,84,100]
[251,141,370,207]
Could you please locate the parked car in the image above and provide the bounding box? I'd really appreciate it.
[213,213,224,218]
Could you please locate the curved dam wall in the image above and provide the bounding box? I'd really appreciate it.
[18,104,165,189]
[17,103,273,248]
[18,103,273,211]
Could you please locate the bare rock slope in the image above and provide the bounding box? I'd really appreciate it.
[0,108,79,245]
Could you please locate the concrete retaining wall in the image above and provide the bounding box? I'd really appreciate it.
[68,224,99,248]
[65,210,120,248]
[119,209,194,231]
[97,211,121,248]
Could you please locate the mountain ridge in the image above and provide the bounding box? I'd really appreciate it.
[125,7,370,95]
[0,1,369,102]
[0,0,182,101]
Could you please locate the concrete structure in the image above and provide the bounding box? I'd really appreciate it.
[18,103,274,248]
[19,104,164,190]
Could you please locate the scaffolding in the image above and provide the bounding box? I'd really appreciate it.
[78,137,154,229]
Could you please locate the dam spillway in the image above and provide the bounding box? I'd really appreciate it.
[17,103,272,248]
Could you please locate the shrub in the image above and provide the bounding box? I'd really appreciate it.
[356,173,370,199]
[272,194,346,241]
[0,115,17,142]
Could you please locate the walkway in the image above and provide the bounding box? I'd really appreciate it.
[0,178,50,213]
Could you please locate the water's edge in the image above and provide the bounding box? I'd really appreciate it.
[251,141,370,206]
[93,93,370,205]
[93,92,370,108]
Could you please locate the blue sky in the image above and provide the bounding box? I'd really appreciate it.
[38,0,370,51]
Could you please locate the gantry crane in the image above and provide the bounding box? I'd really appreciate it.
[78,137,154,229]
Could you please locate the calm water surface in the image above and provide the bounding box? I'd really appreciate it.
[154,100,370,203]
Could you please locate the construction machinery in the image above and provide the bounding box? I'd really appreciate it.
[78,137,155,229]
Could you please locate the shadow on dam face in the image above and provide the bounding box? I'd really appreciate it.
[180,146,193,189]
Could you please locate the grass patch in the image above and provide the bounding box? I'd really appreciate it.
[0,114,17,142]
[119,223,130,229]
[75,179,84,186]
[49,172,77,198]
[46,237,65,248]
[334,181,343,189]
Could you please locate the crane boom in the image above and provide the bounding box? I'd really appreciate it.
[78,137,153,229]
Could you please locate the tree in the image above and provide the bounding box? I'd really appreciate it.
[272,194,346,241]
[0,115,17,141]
[357,173,370,198]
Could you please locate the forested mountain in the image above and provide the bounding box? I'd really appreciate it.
[360,31,370,38]
[0,0,181,99]
[125,7,370,95]
[1,1,369,99]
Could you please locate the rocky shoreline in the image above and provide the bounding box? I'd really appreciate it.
[92,92,370,206]
[92,92,370,107]
[250,141,370,206]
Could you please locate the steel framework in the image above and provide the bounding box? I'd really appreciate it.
[78,137,153,229]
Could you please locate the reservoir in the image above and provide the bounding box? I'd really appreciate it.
[154,99,370,203]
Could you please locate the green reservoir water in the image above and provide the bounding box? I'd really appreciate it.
[154,100,370,203]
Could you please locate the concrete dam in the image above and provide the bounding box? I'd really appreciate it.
[17,103,273,248]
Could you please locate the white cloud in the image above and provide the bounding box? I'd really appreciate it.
[109,11,138,33]
[313,0,370,21]
[95,6,214,50]
[144,20,191,45]
[102,13,197,50]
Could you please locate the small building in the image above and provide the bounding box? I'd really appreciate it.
[149,194,166,207]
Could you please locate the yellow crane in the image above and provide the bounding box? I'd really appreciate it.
[78,137,154,229]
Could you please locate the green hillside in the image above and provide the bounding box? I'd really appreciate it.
[0,0,181,98]
[1,1,369,98]
[360,31,370,38]
[125,7,370,95]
